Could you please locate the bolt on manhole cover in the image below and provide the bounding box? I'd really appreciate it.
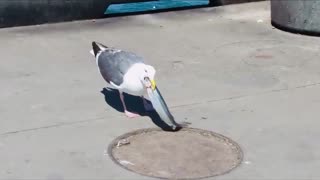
[108,128,243,179]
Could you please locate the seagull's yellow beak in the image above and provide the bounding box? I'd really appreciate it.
[151,79,156,90]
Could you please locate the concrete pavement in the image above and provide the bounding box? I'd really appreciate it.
[1,1,320,179]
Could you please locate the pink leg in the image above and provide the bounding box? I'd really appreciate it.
[119,92,140,118]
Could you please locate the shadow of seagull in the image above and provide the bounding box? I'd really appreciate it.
[101,87,179,131]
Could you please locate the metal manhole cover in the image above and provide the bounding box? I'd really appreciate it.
[108,128,243,179]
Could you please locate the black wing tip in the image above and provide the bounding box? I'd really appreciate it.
[92,41,100,57]
[92,41,109,57]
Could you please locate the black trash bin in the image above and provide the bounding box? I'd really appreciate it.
[271,0,320,36]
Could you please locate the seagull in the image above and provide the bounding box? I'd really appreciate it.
[90,42,186,130]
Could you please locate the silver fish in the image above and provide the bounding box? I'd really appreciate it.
[147,86,189,130]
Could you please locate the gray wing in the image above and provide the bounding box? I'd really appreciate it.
[97,48,144,86]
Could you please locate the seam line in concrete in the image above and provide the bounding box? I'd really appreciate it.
[1,82,320,136]
[0,116,107,136]
[171,82,320,108]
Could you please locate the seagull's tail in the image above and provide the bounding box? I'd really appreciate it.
[90,41,108,57]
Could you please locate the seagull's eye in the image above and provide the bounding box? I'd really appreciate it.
[145,70,147,73]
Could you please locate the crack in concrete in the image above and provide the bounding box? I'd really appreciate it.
[1,82,320,136]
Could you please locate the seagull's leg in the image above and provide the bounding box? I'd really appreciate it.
[119,92,140,118]
[142,96,154,111]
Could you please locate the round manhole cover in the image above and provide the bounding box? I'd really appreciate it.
[108,128,243,179]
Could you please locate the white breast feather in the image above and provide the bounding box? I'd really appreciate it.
[119,63,145,96]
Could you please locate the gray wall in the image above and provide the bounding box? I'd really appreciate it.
[209,0,265,6]
[0,0,265,28]
[0,0,110,28]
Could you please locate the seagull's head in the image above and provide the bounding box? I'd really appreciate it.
[140,65,156,90]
